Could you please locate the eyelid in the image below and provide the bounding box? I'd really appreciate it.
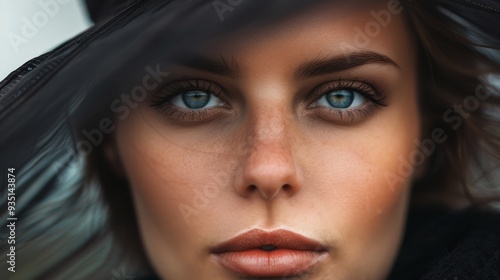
[150,79,228,108]
[157,79,225,99]
[304,78,388,124]
[307,78,388,108]
[149,77,388,123]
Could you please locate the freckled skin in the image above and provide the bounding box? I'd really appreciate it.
[110,2,420,279]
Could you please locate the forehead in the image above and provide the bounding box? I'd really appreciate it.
[194,1,415,74]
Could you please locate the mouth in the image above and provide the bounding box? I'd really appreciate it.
[210,229,329,278]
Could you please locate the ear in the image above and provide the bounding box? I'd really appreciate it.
[103,136,126,178]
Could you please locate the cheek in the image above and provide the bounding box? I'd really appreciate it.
[115,108,212,220]
[305,131,415,239]
[299,84,420,271]
[114,111,218,276]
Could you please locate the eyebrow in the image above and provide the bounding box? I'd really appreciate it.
[177,51,399,79]
[293,52,400,79]
[179,54,244,80]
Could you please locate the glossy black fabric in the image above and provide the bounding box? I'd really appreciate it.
[85,0,133,23]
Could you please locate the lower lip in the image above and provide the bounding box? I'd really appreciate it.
[213,249,328,277]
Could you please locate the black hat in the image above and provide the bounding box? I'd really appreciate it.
[85,0,135,23]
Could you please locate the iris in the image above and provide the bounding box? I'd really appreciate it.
[326,90,355,108]
[182,91,211,109]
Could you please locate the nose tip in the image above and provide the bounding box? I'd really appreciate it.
[234,138,303,201]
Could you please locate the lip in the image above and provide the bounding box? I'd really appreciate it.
[211,229,329,278]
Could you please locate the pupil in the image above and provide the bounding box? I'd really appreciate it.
[182,91,210,109]
[326,90,354,108]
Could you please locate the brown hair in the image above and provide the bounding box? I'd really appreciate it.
[401,0,500,207]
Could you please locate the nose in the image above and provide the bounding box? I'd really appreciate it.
[234,117,303,200]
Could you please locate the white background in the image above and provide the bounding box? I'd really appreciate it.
[0,0,91,80]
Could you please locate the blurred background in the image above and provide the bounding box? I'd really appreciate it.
[0,0,91,80]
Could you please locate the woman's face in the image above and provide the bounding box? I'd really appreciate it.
[111,2,420,279]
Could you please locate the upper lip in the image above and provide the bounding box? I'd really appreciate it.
[211,229,328,253]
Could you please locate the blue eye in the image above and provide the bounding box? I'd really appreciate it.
[317,89,366,109]
[182,91,209,109]
[171,90,224,109]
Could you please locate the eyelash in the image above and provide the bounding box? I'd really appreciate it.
[150,78,387,123]
[307,78,387,122]
[150,79,229,122]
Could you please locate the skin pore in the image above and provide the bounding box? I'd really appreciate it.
[108,2,420,279]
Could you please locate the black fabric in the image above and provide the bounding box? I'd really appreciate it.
[84,0,134,23]
[388,205,500,280]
